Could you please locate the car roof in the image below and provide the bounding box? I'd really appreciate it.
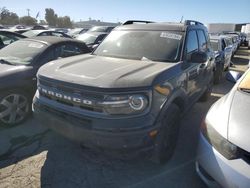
[21,36,82,46]
[115,22,187,31]
[80,32,108,36]
[0,30,27,38]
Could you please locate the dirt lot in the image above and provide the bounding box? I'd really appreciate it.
[0,47,249,188]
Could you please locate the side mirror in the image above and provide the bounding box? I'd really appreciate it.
[191,51,208,63]
[226,70,242,83]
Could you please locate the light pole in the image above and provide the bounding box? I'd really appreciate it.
[27,9,30,17]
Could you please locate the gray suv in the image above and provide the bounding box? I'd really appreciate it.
[33,20,214,163]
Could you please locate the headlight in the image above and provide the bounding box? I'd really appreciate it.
[201,119,240,160]
[101,94,149,115]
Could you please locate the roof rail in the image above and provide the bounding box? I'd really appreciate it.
[123,20,154,25]
[184,20,204,26]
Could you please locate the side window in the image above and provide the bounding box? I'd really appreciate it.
[38,49,56,65]
[95,34,106,44]
[185,30,198,60]
[197,30,207,52]
[39,32,50,36]
[56,43,83,58]
[222,39,226,50]
[0,34,20,45]
[52,32,63,37]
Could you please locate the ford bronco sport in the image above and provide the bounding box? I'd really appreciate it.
[33,20,214,163]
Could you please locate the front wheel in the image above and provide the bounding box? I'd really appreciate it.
[152,104,181,164]
[0,91,31,126]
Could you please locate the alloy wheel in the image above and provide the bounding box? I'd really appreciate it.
[0,94,29,125]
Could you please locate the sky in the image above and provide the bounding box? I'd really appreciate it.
[1,0,250,24]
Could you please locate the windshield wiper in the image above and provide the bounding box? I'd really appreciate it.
[0,59,16,65]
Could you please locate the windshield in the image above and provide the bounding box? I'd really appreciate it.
[210,39,219,51]
[77,33,97,45]
[94,31,183,62]
[0,40,47,65]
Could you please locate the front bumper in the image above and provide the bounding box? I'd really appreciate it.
[196,133,250,188]
[33,97,160,151]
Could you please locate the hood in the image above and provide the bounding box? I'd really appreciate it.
[38,54,178,88]
[206,92,233,140]
[228,90,250,152]
[0,63,31,78]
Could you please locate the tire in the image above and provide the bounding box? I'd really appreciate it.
[152,104,181,164]
[0,90,31,126]
[214,65,223,85]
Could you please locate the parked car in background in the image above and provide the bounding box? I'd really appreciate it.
[22,30,72,38]
[223,34,239,55]
[210,35,233,84]
[0,30,27,49]
[76,32,108,50]
[31,25,47,30]
[8,25,30,34]
[67,28,89,38]
[87,26,115,33]
[54,28,70,33]
[196,68,250,188]
[0,36,90,126]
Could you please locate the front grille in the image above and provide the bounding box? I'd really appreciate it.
[38,78,105,113]
[39,79,105,100]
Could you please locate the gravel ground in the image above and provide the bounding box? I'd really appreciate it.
[0,47,249,188]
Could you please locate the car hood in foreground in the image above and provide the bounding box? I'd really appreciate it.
[38,54,179,88]
[228,90,250,152]
[206,77,250,152]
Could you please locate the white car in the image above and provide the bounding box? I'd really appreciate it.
[196,68,250,188]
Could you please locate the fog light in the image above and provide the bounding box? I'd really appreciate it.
[149,130,158,138]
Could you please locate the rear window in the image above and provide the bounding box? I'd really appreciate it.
[0,40,47,65]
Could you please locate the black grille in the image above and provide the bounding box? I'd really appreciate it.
[39,79,105,100]
[39,78,105,113]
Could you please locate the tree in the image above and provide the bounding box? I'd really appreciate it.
[0,7,19,25]
[57,16,72,28]
[45,8,57,26]
[19,16,37,25]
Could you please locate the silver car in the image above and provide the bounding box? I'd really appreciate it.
[196,68,250,188]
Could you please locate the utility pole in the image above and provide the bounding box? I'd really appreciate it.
[27,9,30,17]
